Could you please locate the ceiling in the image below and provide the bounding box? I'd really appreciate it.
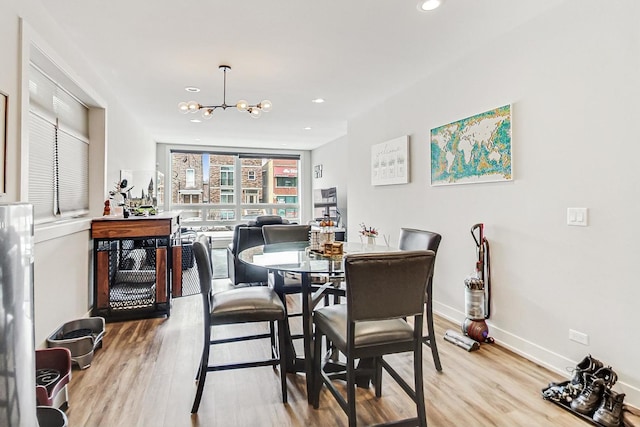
[39,0,560,150]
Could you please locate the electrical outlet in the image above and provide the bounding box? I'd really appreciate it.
[569,329,589,345]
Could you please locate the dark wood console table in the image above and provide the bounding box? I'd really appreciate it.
[91,212,182,320]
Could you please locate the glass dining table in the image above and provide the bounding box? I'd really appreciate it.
[238,240,397,403]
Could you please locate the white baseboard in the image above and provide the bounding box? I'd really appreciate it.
[433,301,640,409]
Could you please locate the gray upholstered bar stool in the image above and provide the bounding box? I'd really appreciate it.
[191,236,288,413]
[312,250,435,427]
[398,227,443,372]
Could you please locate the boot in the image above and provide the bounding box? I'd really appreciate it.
[593,389,625,427]
[570,373,604,415]
[593,366,618,389]
[570,354,603,391]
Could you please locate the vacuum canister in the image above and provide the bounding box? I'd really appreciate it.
[464,273,485,320]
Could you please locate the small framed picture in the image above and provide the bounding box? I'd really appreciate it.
[314,164,323,179]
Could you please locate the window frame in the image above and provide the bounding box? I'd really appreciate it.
[21,24,108,237]
[27,59,91,224]
[164,149,305,227]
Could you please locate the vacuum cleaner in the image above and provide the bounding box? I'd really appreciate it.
[445,223,494,351]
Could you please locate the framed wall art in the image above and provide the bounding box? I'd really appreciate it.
[430,104,512,186]
[371,135,409,186]
[0,91,7,195]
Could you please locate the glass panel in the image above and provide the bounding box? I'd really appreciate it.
[185,169,195,188]
[171,153,204,204]
[169,151,300,225]
[206,208,236,221]
[220,189,234,204]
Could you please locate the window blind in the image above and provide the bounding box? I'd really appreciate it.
[28,64,89,223]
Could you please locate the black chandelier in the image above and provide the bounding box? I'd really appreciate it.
[178,65,272,119]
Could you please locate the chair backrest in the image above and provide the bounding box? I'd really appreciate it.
[262,224,311,244]
[230,215,289,254]
[344,250,435,322]
[398,228,441,253]
[398,228,441,293]
[193,236,212,296]
[252,215,288,226]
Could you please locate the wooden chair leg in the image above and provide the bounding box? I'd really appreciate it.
[277,318,288,403]
[312,327,324,409]
[347,356,357,427]
[374,356,383,398]
[191,340,210,413]
[414,342,427,427]
[270,321,277,359]
[424,299,442,372]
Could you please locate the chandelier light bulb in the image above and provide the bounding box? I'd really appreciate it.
[187,101,200,112]
[258,100,272,112]
[178,102,189,113]
[236,100,249,112]
[249,107,262,118]
[202,108,214,119]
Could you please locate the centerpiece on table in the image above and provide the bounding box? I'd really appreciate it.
[359,223,379,246]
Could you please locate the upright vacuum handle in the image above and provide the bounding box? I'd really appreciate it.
[470,223,484,248]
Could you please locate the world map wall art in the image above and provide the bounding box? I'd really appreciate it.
[430,104,512,186]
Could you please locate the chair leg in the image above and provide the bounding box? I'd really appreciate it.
[374,356,383,398]
[312,326,324,409]
[424,299,442,372]
[191,338,210,413]
[277,318,288,404]
[414,341,427,427]
[270,321,277,359]
[347,356,357,427]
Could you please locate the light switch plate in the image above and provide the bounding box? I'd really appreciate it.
[567,207,588,226]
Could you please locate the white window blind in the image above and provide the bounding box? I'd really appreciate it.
[28,64,89,223]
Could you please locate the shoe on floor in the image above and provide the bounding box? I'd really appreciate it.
[570,354,603,391]
[570,373,605,415]
[593,389,625,427]
[593,366,618,389]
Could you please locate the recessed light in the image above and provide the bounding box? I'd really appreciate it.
[185,86,200,92]
[311,98,325,104]
[190,119,201,123]
[417,0,444,12]
[304,127,312,130]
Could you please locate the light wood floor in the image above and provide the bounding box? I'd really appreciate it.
[65,282,639,427]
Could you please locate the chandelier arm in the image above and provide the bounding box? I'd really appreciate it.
[178,64,270,115]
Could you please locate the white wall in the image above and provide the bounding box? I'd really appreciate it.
[1,0,156,344]
[341,1,640,406]
[311,135,349,230]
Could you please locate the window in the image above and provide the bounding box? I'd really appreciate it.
[185,169,195,188]
[221,166,234,187]
[276,177,297,187]
[276,196,297,204]
[28,64,89,223]
[169,151,300,225]
[219,210,235,220]
[244,189,259,204]
[221,189,234,204]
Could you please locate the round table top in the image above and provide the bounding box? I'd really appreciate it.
[238,241,398,274]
